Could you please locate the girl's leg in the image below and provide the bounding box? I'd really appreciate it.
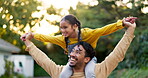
[85,57,97,78]
[59,62,72,78]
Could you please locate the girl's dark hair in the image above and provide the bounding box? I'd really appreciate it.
[61,14,81,53]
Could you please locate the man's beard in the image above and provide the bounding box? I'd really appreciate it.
[69,64,75,67]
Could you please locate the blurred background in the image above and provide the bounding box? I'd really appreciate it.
[0,0,148,78]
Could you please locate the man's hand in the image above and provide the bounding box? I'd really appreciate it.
[126,22,136,35]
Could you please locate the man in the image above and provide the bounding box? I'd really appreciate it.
[23,20,136,78]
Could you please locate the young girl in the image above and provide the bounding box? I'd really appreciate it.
[21,15,136,78]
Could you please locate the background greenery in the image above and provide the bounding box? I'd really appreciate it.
[0,0,148,78]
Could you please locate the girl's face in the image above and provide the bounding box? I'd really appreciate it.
[60,20,77,38]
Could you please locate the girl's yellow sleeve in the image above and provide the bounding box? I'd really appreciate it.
[82,20,124,48]
[87,20,124,36]
[34,34,66,49]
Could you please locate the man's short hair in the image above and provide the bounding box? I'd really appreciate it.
[78,41,95,59]
[68,41,95,59]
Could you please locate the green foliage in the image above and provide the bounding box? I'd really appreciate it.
[47,5,58,15]
[34,62,49,77]
[70,0,148,28]
[109,68,148,78]
[0,0,40,29]
[0,0,41,53]
[46,44,68,65]
[124,27,148,68]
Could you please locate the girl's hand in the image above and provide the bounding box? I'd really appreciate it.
[123,19,136,28]
[20,33,28,41]
[123,17,137,27]
[20,32,34,41]
[125,17,137,24]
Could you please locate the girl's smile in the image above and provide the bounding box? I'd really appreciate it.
[60,20,78,38]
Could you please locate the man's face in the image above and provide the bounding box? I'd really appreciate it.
[69,45,89,67]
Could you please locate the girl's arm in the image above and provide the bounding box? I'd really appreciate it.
[86,19,123,37]
[82,17,136,48]
[85,17,136,36]
[20,32,66,49]
[81,20,123,48]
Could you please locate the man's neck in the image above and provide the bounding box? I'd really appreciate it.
[73,65,85,72]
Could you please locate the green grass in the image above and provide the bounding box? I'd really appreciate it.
[109,68,148,78]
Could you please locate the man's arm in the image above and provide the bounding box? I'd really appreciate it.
[24,40,63,78]
[95,22,136,77]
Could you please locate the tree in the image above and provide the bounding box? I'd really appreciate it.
[0,0,41,53]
